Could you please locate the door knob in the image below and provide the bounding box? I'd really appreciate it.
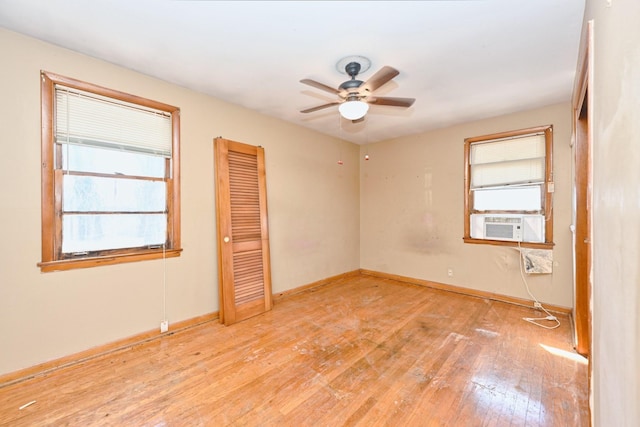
[224,236,230,243]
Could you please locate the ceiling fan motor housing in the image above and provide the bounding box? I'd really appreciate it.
[339,79,363,91]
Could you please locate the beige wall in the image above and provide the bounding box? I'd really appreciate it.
[0,29,360,375]
[360,103,574,307]
[583,1,640,425]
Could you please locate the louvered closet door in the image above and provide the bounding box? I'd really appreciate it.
[214,138,272,326]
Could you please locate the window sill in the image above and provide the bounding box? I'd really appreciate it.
[38,248,183,272]
[463,237,554,250]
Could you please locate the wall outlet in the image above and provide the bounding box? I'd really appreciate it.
[447,268,453,277]
[160,320,169,333]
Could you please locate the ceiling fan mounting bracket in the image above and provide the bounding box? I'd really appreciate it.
[336,55,371,75]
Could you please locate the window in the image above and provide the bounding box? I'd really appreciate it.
[39,71,181,271]
[463,125,553,248]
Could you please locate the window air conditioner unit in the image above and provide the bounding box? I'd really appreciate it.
[484,216,523,242]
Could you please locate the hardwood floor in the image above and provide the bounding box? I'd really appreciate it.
[0,275,589,426]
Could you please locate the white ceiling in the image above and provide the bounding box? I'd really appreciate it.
[0,0,585,144]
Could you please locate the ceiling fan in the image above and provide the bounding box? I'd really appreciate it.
[300,59,415,122]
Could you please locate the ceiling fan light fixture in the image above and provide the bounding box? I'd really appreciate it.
[339,100,369,120]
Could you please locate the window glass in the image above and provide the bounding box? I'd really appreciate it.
[62,214,166,253]
[63,175,166,212]
[473,186,541,211]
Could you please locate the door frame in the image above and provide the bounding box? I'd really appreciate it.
[572,21,593,359]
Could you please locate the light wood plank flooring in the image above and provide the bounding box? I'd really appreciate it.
[0,275,589,426]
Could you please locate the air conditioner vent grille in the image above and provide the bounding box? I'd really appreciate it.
[484,216,523,241]
[486,223,519,239]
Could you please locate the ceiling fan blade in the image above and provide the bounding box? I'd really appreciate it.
[300,101,340,114]
[360,66,400,93]
[368,96,415,108]
[300,79,340,95]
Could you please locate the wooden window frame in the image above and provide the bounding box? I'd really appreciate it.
[463,125,554,249]
[39,71,182,272]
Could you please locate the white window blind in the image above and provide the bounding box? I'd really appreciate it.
[470,133,545,189]
[55,86,172,157]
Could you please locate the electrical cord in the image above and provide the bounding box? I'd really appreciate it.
[515,243,560,330]
[163,241,167,323]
